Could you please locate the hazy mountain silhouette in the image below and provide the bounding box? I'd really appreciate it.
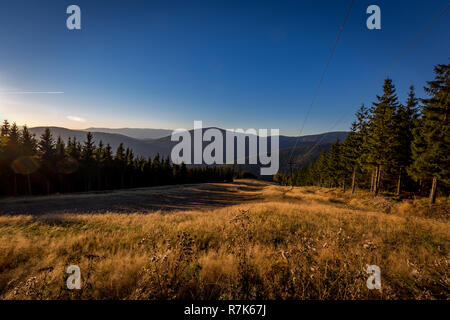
[29,127,168,158]
[29,126,347,173]
[84,127,172,140]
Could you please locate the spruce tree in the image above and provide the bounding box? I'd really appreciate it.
[56,136,66,159]
[314,150,327,187]
[20,126,38,194]
[81,132,96,191]
[94,140,105,189]
[409,63,449,204]
[115,143,126,187]
[366,78,400,196]
[55,136,66,192]
[67,137,81,160]
[342,104,369,194]
[1,120,10,136]
[21,125,37,156]
[391,86,419,195]
[4,122,20,195]
[38,128,56,194]
[103,143,113,189]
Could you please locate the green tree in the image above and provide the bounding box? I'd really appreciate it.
[314,150,328,187]
[20,125,38,194]
[366,78,400,196]
[342,104,369,194]
[38,128,56,194]
[1,120,10,136]
[21,125,37,156]
[325,139,345,188]
[81,132,96,191]
[115,143,126,188]
[409,63,449,204]
[391,86,419,195]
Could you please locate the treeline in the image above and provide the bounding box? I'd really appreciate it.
[0,126,234,196]
[274,63,449,204]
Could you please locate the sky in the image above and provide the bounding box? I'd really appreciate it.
[0,0,449,136]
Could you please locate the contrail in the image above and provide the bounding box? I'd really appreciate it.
[0,91,64,94]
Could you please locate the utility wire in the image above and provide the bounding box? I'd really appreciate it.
[286,0,354,189]
[288,0,354,167]
[290,3,450,174]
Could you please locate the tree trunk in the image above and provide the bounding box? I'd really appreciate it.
[429,176,437,205]
[377,165,382,191]
[373,165,380,196]
[342,178,346,192]
[351,167,357,194]
[395,169,402,196]
[370,169,375,193]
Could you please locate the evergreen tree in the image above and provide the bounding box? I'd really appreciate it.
[342,104,369,194]
[81,132,95,162]
[56,136,66,158]
[115,143,126,188]
[1,120,10,136]
[95,140,105,189]
[55,136,67,192]
[38,128,56,194]
[325,139,344,188]
[103,143,113,189]
[314,150,328,187]
[366,78,400,196]
[409,63,449,204]
[7,123,22,194]
[20,125,38,194]
[391,86,419,195]
[21,125,37,156]
[81,132,96,191]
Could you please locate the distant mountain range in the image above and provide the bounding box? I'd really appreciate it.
[28,126,348,175]
[84,127,173,140]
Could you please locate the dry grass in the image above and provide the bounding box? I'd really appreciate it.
[0,183,448,300]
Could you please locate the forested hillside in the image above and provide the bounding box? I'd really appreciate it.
[0,126,234,196]
[275,63,449,204]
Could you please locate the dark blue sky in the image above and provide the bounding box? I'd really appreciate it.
[0,0,449,135]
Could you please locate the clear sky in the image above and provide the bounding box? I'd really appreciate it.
[0,0,449,135]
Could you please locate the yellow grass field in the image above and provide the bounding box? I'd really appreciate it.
[0,180,448,300]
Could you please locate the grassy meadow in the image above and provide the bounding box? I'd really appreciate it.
[0,181,448,300]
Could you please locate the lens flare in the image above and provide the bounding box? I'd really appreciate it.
[11,156,40,175]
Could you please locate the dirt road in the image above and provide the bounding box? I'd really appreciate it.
[0,179,270,215]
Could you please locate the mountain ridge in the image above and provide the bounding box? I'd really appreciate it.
[28,126,348,173]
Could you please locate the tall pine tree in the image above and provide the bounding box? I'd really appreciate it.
[409,63,449,204]
[366,78,400,196]
[391,86,419,195]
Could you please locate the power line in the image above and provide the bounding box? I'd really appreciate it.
[290,3,450,173]
[288,0,354,166]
